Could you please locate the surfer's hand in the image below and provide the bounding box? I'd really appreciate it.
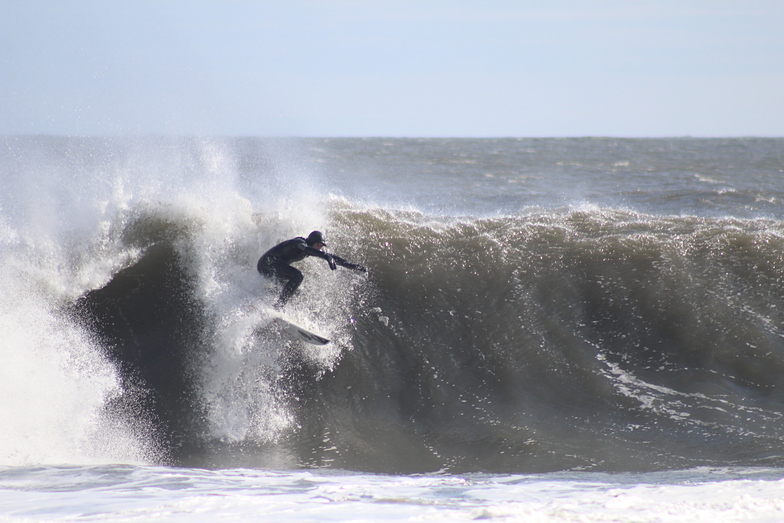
[327,254,337,270]
[354,264,367,273]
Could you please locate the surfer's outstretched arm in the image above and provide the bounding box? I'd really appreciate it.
[291,234,367,272]
[302,245,328,258]
[298,246,338,270]
[329,253,367,272]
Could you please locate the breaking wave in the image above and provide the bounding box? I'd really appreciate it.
[4,137,784,473]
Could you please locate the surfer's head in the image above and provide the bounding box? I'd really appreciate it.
[306,230,326,249]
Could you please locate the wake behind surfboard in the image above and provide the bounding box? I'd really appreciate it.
[271,316,330,345]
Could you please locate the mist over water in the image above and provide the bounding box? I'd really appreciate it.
[2,137,784,474]
[0,136,327,466]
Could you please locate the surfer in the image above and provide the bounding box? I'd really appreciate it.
[257,230,367,308]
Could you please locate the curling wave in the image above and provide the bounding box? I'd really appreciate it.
[70,203,784,473]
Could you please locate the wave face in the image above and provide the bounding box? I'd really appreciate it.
[3,137,784,473]
[324,208,784,472]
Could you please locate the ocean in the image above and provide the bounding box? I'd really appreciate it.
[2,136,784,521]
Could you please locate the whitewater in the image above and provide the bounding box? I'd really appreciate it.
[2,136,784,521]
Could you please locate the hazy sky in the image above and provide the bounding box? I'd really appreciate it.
[2,1,783,137]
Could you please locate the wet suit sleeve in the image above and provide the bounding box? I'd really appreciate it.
[298,245,336,269]
[303,245,330,259]
[300,243,367,272]
[328,253,367,272]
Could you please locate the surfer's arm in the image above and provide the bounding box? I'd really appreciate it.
[303,245,327,258]
[301,246,338,269]
[329,254,367,272]
[301,243,366,272]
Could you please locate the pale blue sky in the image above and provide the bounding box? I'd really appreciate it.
[1,0,783,136]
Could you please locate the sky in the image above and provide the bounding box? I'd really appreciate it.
[1,0,783,137]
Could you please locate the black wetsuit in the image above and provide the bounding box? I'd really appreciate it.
[257,236,365,306]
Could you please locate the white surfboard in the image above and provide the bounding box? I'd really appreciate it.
[272,317,330,345]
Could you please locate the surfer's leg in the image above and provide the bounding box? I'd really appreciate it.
[259,259,302,308]
[277,265,303,306]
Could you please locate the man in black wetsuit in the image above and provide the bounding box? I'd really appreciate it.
[257,230,367,308]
